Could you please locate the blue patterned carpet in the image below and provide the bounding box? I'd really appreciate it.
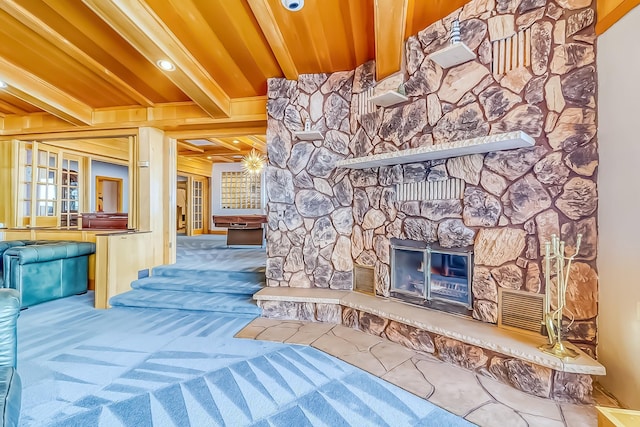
[16,235,470,426]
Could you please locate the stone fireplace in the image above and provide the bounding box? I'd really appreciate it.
[391,238,473,317]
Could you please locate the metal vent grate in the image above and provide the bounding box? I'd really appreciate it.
[498,288,544,335]
[354,264,375,295]
[395,178,465,201]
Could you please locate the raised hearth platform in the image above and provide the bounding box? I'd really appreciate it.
[254,287,605,403]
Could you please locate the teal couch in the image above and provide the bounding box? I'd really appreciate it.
[0,289,21,427]
[2,241,95,308]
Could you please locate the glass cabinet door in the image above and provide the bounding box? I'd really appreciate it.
[61,156,81,228]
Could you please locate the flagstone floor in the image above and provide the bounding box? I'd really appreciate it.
[237,318,621,427]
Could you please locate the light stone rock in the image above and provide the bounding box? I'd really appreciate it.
[550,44,595,75]
[268,78,295,99]
[561,66,596,108]
[356,250,377,266]
[479,86,522,121]
[284,247,304,273]
[555,178,597,220]
[489,357,553,398]
[554,20,566,45]
[266,167,295,204]
[403,217,437,242]
[531,21,553,76]
[500,67,533,95]
[420,199,463,221]
[313,178,333,196]
[525,263,541,292]
[288,142,314,175]
[350,127,373,157]
[473,300,499,323]
[373,235,390,264]
[497,0,522,13]
[438,219,475,248]
[484,146,548,181]
[362,209,386,230]
[567,8,595,36]
[433,103,490,143]
[331,208,353,235]
[406,36,424,75]
[536,210,560,257]
[518,0,546,13]
[447,154,485,185]
[379,99,427,146]
[386,218,403,239]
[491,264,524,289]
[307,147,342,178]
[353,61,375,94]
[267,121,292,168]
[267,257,284,280]
[295,190,335,217]
[435,336,489,369]
[557,0,592,8]
[502,174,551,224]
[478,39,493,64]
[463,187,501,227]
[534,152,570,185]
[267,230,292,257]
[404,60,444,97]
[492,104,544,137]
[524,75,546,104]
[289,271,312,288]
[334,177,353,207]
[427,94,443,126]
[284,104,302,131]
[418,20,448,51]
[331,236,353,272]
[316,304,342,323]
[311,217,337,249]
[351,225,364,259]
[548,124,596,152]
[309,90,325,122]
[320,70,353,95]
[324,92,350,130]
[342,307,359,328]
[353,188,369,223]
[550,262,597,320]
[461,0,497,20]
[438,62,490,104]
[545,111,559,132]
[488,14,515,41]
[399,201,420,216]
[516,7,545,30]
[384,321,435,353]
[546,2,564,19]
[461,19,488,51]
[474,228,527,266]
[545,76,565,113]
[480,169,508,196]
[324,130,350,155]
[473,267,498,302]
[380,187,398,222]
[351,168,378,187]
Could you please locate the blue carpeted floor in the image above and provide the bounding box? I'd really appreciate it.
[16,235,472,426]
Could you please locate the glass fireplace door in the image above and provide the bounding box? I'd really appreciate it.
[427,248,472,308]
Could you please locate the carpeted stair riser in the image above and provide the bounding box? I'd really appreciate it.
[152,265,265,283]
[109,289,261,317]
[130,276,263,296]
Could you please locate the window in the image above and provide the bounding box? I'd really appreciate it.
[35,149,58,217]
[61,157,80,227]
[192,179,203,230]
[220,172,262,209]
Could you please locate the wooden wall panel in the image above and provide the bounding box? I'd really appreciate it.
[597,0,640,34]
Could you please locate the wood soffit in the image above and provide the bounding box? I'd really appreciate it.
[0,0,468,162]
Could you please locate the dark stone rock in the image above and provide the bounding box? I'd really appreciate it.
[420,199,463,221]
[351,168,379,187]
[320,70,354,95]
[288,142,314,174]
[492,104,544,137]
[525,75,547,104]
[479,86,522,121]
[267,97,288,120]
[284,104,302,131]
[550,44,595,75]
[324,93,350,130]
[266,167,295,204]
[561,66,596,107]
[434,336,488,369]
[561,217,597,260]
[342,307,360,328]
[330,271,353,290]
[379,99,427,146]
[403,218,437,242]
[293,171,314,188]
[502,174,552,224]
[460,19,488,51]
[268,78,295,99]
[358,312,388,336]
[473,267,498,302]
[518,0,546,13]
[365,187,383,209]
[399,201,421,216]
[406,36,425,75]
[418,20,447,51]
[426,161,448,181]
[379,165,403,186]
[566,8,595,36]
[360,110,381,140]
[385,321,435,353]
[307,147,342,178]
[473,300,498,323]
[334,177,353,207]
[552,372,593,404]
[533,152,570,185]
[565,143,598,176]
[438,219,475,248]
[324,130,349,155]
[531,21,553,75]
[298,73,328,94]
[311,217,337,248]
[353,189,369,224]
[489,357,553,398]
[267,122,291,168]
[350,127,373,157]
[463,187,502,227]
[295,190,335,217]
[491,264,524,289]
[485,146,548,181]
[352,61,375,94]
[404,163,427,182]
[405,60,444,97]
[266,257,284,280]
[433,103,490,143]
[497,0,523,13]
[555,178,597,220]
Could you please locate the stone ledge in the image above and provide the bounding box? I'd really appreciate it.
[254,288,605,376]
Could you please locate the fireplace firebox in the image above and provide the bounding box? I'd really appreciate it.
[390,238,473,316]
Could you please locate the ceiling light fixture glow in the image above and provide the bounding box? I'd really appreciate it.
[156,59,176,71]
[232,140,240,144]
[241,149,266,175]
[0,81,7,88]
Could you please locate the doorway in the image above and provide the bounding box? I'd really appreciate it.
[96,176,123,212]
[177,175,187,235]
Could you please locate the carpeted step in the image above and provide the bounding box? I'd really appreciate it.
[109,289,261,317]
[151,265,265,283]
[131,275,263,295]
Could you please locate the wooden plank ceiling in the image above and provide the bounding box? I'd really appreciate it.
[0,0,467,163]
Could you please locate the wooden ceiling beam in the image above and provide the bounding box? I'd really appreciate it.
[81,0,231,118]
[0,0,154,108]
[246,0,299,80]
[208,138,241,152]
[374,0,411,80]
[166,127,266,140]
[177,141,204,153]
[0,57,93,126]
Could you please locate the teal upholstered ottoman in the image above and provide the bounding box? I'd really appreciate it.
[0,289,21,427]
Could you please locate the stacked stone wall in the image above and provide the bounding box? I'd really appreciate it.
[266,0,598,355]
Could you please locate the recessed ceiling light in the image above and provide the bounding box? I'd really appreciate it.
[0,81,7,88]
[281,0,304,11]
[233,140,240,144]
[232,155,243,159]
[156,59,176,71]
[207,156,212,159]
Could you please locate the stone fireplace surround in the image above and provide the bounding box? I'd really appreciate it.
[264,0,600,403]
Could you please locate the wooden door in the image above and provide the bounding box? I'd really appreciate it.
[96,176,123,212]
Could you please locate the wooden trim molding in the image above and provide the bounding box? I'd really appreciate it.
[597,0,640,34]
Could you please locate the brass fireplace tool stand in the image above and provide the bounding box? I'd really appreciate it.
[540,233,582,359]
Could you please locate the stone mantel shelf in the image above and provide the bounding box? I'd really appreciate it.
[253,287,605,376]
[369,90,410,108]
[293,130,324,141]
[426,42,476,69]
[336,131,535,169]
